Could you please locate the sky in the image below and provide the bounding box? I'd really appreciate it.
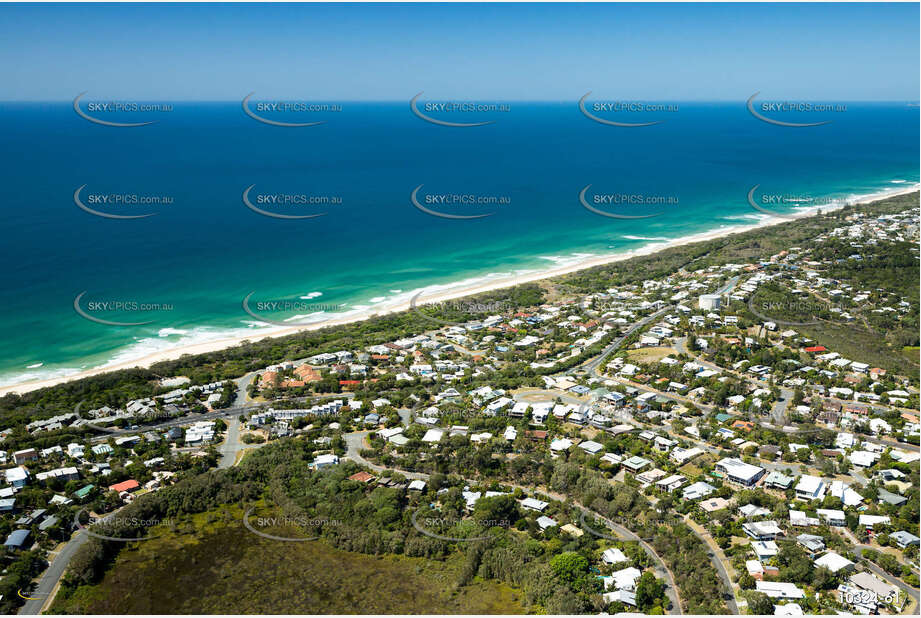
[0,2,918,101]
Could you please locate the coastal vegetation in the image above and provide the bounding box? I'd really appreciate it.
[51,437,670,614]
[51,506,526,615]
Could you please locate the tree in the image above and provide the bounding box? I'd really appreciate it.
[812,566,837,590]
[472,494,519,529]
[635,571,665,611]
[746,591,773,615]
[549,551,589,588]
[778,542,814,584]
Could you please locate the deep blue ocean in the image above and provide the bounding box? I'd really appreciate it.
[0,101,917,387]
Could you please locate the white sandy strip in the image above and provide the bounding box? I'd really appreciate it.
[2,186,917,397]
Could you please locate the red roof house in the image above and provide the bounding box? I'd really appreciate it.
[109,479,140,493]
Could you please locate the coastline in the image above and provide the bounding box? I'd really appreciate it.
[2,184,917,397]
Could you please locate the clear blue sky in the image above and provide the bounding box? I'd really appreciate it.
[1,2,918,101]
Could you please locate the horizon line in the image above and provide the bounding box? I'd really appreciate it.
[3,98,920,104]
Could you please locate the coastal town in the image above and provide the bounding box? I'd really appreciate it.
[1,205,917,614]
[2,0,919,614]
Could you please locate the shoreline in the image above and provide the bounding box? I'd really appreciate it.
[2,184,918,397]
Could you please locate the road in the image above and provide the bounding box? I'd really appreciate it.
[231,370,259,407]
[590,511,683,613]
[17,503,138,615]
[87,392,354,443]
[852,547,920,608]
[217,417,269,469]
[344,431,429,481]
[683,516,740,614]
[565,306,673,378]
[17,532,89,615]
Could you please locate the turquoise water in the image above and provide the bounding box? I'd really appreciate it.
[0,101,917,387]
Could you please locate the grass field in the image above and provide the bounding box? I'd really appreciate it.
[626,346,676,363]
[50,506,527,614]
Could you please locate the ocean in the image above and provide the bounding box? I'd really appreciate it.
[0,100,918,388]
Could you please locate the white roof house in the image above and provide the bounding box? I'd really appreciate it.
[742,520,783,540]
[577,440,604,455]
[536,515,558,530]
[5,466,29,485]
[422,428,444,443]
[848,450,878,468]
[682,481,715,501]
[789,510,820,527]
[756,581,805,600]
[746,559,764,576]
[794,475,827,501]
[601,547,629,565]
[549,438,573,452]
[670,446,704,464]
[858,514,890,529]
[816,508,846,526]
[310,453,339,468]
[773,603,804,616]
[608,566,642,591]
[521,497,549,512]
[738,504,771,518]
[510,401,530,417]
[751,540,779,559]
[656,474,686,492]
[814,551,854,573]
[602,589,636,606]
[829,481,864,507]
[715,457,765,486]
[379,426,404,439]
[389,433,410,446]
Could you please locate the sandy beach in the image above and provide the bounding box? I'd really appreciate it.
[2,185,917,397]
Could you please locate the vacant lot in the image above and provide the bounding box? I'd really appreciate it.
[51,506,526,614]
[626,346,676,363]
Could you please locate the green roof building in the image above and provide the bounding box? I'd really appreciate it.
[74,484,95,500]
